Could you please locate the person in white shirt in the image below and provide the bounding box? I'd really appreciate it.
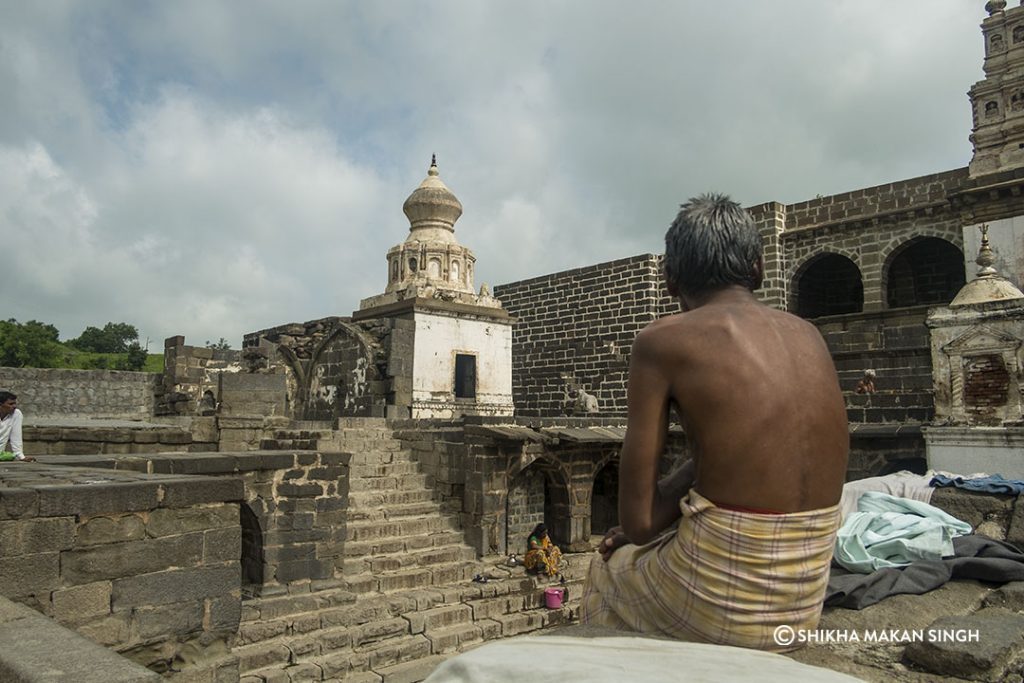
[0,391,33,462]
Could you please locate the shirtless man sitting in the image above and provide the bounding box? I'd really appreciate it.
[580,193,848,651]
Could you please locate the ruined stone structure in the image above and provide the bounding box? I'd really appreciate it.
[245,159,514,422]
[7,6,1024,682]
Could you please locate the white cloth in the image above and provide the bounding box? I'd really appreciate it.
[0,408,25,459]
[423,635,865,683]
[834,491,972,573]
[839,471,933,523]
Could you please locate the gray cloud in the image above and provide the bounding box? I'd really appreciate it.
[0,1,985,347]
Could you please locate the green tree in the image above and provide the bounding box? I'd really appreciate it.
[71,322,139,353]
[116,342,148,371]
[0,319,63,368]
[205,337,231,350]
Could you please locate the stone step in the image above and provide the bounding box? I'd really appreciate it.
[337,417,388,429]
[336,438,406,454]
[347,516,458,542]
[233,639,295,673]
[351,461,422,478]
[412,603,473,634]
[348,472,432,492]
[374,655,449,683]
[424,622,485,655]
[347,500,449,522]
[259,438,319,450]
[345,561,478,595]
[343,544,477,576]
[344,530,467,558]
[351,634,433,672]
[348,488,437,508]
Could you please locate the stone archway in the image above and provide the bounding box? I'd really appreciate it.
[884,237,965,309]
[792,253,864,318]
[591,461,618,536]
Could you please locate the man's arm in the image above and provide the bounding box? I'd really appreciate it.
[618,329,687,545]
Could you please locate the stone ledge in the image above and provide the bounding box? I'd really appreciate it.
[0,596,159,682]
[0,465,243,519]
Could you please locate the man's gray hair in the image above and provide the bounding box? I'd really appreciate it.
[663,193,763,296]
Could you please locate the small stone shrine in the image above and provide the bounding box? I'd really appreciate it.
[925,224,1024,475]
[355,156,515,418]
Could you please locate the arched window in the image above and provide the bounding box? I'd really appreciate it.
[428,258,441,279]
[793,254,864,318]
[450,260,461,283]
[885,237,965,308]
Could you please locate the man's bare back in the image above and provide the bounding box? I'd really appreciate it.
[650,288,846,507]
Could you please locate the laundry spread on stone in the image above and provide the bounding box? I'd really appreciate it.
[833,491,972,573]
[827,534,1024,609]
[580,490,840,652]
[929,473,1024,496]
[838,471,933,523]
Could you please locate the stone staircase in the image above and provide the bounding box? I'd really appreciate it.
[238,419,586,682]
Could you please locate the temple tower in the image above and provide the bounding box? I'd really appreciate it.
[969,1,1024,176]
[355,158,514,419]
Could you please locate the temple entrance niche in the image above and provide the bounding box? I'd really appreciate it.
[886,237,965,308]
[794,253,864,318]
[305,325,374,420]
[591,462,619,536]
[506,462,568,551]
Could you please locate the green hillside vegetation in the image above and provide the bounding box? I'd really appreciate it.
[0,319,163,373]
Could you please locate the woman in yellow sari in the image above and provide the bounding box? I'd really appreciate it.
[524,523,562,576]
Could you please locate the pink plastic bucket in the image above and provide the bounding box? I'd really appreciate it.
[544,587,565,609]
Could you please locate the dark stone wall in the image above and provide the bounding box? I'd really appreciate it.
[494,254,679,418]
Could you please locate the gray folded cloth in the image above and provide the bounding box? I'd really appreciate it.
[825,534,1024,610]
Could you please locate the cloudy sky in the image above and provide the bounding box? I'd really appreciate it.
[1,1,984,348]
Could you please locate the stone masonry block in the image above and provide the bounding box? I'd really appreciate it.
[61,533,204,584]
[0,552,60,599]
[147,504,238,538]
[160,477,244,508]
[207,594,242,632]
[112,565,239,610]
[133,601,205,639]
[0,517,75,554]
[203,527,242,564]
[77,514,146,547]
[51,581,113,625]
[0,488,39,519]
[37,481,162,517]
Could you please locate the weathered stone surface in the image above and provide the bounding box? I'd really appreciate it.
[77,514,146,547]
[37,481,162,517]
[203,527,242,564]
[160,477,243,508]
[0,516,75,554]
[0,595,159,682]
[50,581,113,625]
[147,504,237,537]
[930,487,1015,529]
[983,581,1024,611]
[134,601,205,639]
[903,608,1024,680]
[0,552,60,598]
[112,565,239,609]
[61,533,204,584]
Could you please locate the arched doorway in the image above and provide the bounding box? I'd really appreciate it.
[591,462,618,536]
[885,237,965,308]
[793,254,864,318]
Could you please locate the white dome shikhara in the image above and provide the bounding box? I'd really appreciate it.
[359,155,500,313]
[384,156,477,297]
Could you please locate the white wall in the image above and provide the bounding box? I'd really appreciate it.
[411,311,513,418]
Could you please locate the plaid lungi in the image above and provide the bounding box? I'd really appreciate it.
[581,489,840,652]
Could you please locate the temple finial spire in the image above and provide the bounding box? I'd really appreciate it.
[429,154,438,176]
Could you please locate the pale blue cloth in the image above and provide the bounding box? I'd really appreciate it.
[834,492,972,574]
